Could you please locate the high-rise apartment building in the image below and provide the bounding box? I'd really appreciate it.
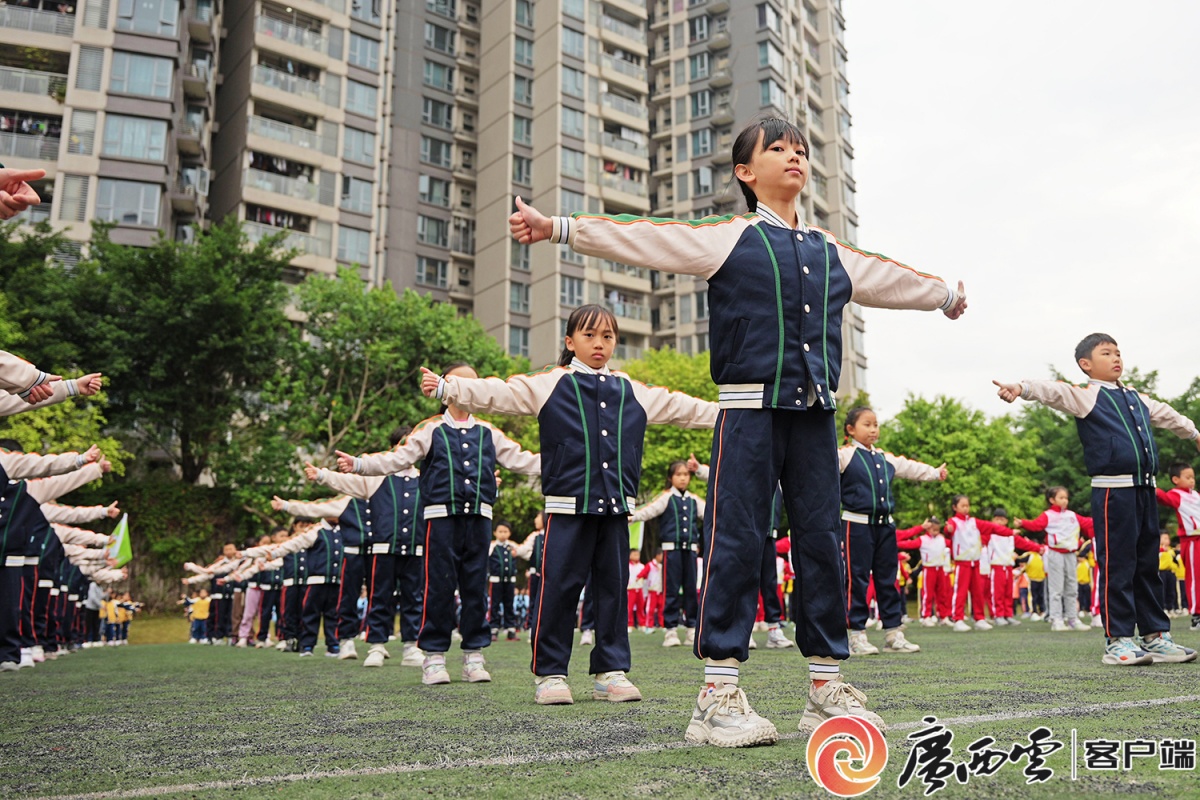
[0,0,220,260]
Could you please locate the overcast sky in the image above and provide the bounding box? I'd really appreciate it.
[843,1,1200,421]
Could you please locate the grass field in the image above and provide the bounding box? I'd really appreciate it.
[5,612,1200,800]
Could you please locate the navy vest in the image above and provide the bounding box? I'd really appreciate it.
[337,497,369,549]
[280,550,306,583]
[707,221,852,410]
[538,371,648,515]
[840,447,896,521]
[369,473,423,555]
[659,492,700,547]
[489,543,517,581]
[1,475,47,559]
[305,525,343,582]
[420,423,498,515]
[1076,385,1159,486]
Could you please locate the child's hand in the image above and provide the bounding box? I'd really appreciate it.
[419,366,441,397]
[943,281,968,320]
[936,463,948,481]
[82,444,102,464]
[270,496,286,512]
[335,451,357,473]
[76,373,104,396]
[23,379,58,404]
[106,502,120,518]
[993,380,1022,404]
[494,469,502,489]
[0,167,45,218]
[99,458,113,473]
[687,453,702,473]
[304,462,320,482]
[509,196,553,244]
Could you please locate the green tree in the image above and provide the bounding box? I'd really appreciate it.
[0,221,78,367]
[0,381,131,475]
[880,395,1042,524]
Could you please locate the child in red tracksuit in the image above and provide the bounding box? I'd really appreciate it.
[1156,461,1200,631]
[896,518,952,626]
[639,552,664,630]
[983,507,1044,627]
[944,495,1022,631]
[627,550,645,631]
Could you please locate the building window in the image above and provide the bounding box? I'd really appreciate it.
[561,188,585,211]
[692,165,713,196]
[688,52,710,80]
[688,15,708,43]
[343,127,376,164]
[417,215,449,247]
[419,175,451,207]
[562,28,584,59]
[353,0,381,23]
[515,0,533,27]
[839,111,852,138]
[696,332,708,351]
[345,80,378,115]
[758,40,785,74]
[95,178,160,227]
[512,155,532,185]
[511,240,530,270]
[563,0,583,19]
[420,136,451,167]
[679,294,692,324]
[416,255,449,288]
[75,46,104,91]
[423,60,455,91]
[424,22,456,55]
[68,110,97,155]
[338,226,371,264]
[349,33,381,70]
[425,0,455,19]
[514,36,534,66]
[695,290,709,319]
[690,90,711,119]
[58,174,89,223]
[116,0,178,37]
[510,282,530,313]
[756,2,781,34]
[560,275,583,307]
[809,138,825,164]
[101,114,168,161]
[509,326,529,358]
[691,128,712,157]
[422,97,454,129]
[341,176,373,214]
[842,181,856,210]
[109,52,173,98]
[513,115,533,145]
[561,106,584,139]
[514,75,533,105]
[561,148,584,180]
[561,66,585,98]
[760,78,786,112]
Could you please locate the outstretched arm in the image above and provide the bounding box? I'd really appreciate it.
[884,452,947,482]
[490,426,541,476]
[833,236,966,318]
[1156,488,1182,509]
[1142,395,1200,446]
[427,367,556,418]
[628,379,718,429]
[629,491,672,523]
[993,379,1096,418]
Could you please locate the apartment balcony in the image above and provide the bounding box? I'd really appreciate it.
[248,115,337,158]
[452,162,476,183]
[306,0,346,14]
[244,220,331,258]
[601,259,651,293]
[255,15,325,52]
[19,202,52,226]
[600,54,646,93]
[709,68,732,88]
[0,66,66,104]
[604,299,652,335]
[453,124,475,144]
[599,173,649,214]
[613,344,644,362]
[712,103,734,126]
[182,62,213,98]
[599,14,647,55]
[244,168,320,204]
[708,0,729,12]
[188,0,214,42]
[600,92,649,131]
[708,31,730,50]
[602,0,647,21]
[0,5,76,38]
[252,64,340,108]
[0,132,59,161]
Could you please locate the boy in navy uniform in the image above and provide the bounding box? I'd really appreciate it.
[996,333,1199,666]
[488,522,519,640]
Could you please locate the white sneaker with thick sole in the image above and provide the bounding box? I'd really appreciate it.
[685,683,778,748]
[883,630,921,653]
[953,620,972,632]
[363,644,388,668]
[848,630,879,656]
[535,675,574,705]
[579,629,594,646]
[337,639,358,660]
[592,671,642,702]
[974,619,993,631]
[462,652,491,682]
[401,643,423,666]
[236,638,248,648]
[940,617,955,627]
[662,629,681,648]
[799,676,887,734]
[421,655,451,685]
[31,646,44,663]
[275,640,288,651]
[765,627,795,649]
[920,617,937,627]
[188,638,198,644]
[1050,619,1069,632]
[1068,619,1091,632]
[684,627,696,646]
[18,649,34,669]
[0,661,18,672]
[1008,617,1022,626]
[1138,633,1197,664]
[1102,637,1153,666]
[994,617,1009,626]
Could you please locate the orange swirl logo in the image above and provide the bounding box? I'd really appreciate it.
[806,716,889,797]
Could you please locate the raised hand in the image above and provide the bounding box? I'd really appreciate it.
[24,378,59,404]
[508,196,553,244]
[0,168,46,219]
[335,451,356,473]
[98,458,113,474]
[82,444,102,464]
[76,373,104,396]
[686,453,701,473]
[270,496,286,512]
[944,281,968,320]
[936,463,948,481]
[993,380,1022,404]
[419,366,441,398]
[303,462,319,482]
[106,502,120,518]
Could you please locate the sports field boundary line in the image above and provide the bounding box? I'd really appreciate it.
[31,693,1200,800]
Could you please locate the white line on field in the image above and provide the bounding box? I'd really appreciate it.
[32,694,1200,800]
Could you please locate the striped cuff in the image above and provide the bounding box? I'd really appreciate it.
[704,657,739,686]
[353,457,364,474]
[75,454,85,467]
[550,215,572,245]
[939,284,956,312]
[65,379,79,397]
[435,376,446,400]
[17,370,49,399]
[808,657,840,683]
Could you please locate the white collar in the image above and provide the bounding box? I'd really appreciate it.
[756,201,809,232]
[442,409,477,428]
[1087,379,1123,389]
[570,356,612,376]
[851,440,875,452]
[670,486,689,498]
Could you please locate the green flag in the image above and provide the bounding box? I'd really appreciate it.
[106,513,132,568]
[628,520,644,551]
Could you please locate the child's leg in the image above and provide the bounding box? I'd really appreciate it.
[1183,537,1200,615]
[1159,571,1176,612]
[453,516,493,651]
[969,566,988,620]
[759,538,783,625]
[365,554,396,645]
[626,589,639,628]
[321,585,339,651]
[1031,579,1045,615]
[334,554,366,642]
[1062,557,1079,621]
[1133,489,1171,635]
[417,518,459,653]
[530,514,594,677]
[935,568,953,619]
[1093,487,1150,638]
[952,563,971,621]
[843,521,873,630]
[397,554,424,643]
[488,580,501,631]
[871,524,904,630]
[503,583,516,629]
[662,549,682,628]
[1045,551,1066,622]
[299,586,320,650]
[589,516,633,676]
[681,551,699,628]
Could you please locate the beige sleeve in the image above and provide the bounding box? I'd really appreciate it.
[0,378,81,417]
[630,491,672,523]
[355,425,433,476]
[25,463,103,503]
[833,235,955,312]
[1144,394,1200,441]
[42,504,109,525]
[553,213,748,280]
[440,371,558,418]
[280,495,351,519]
[1019,380,1098,418]
[885,452,943,482]
[0,350,44,394]
[627,378,717,429]
[490,425,541,476]
[0,450,85,480]
[837,446,856,473]
[314,469,382,499]
[53,524,109,547]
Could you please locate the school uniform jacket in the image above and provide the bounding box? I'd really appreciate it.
[514,530,544,575]
[62,543,107,563]
[548,203,956,411]
[41,502,110,525]
[277,495,369,555]
[434,357,716,516]
[21,463,105,569]
[838,441,940,524]
[228,557,284,585]
[0,349,48,396]
[943,514,1016,563]
[0,450,92,564]
[895,528,951,569]
[0,377,88,417]
[488,540,518,583]
[1155,488,1200,536]
[313,467,424,557]
[244,523,343,585]
[352,410,539,521]
[1017,379,1198,488]
[78,560,124,585]
[1018,507,1095,552]
[630,487,706,550]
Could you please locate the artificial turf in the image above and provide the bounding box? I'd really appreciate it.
[6,613,1200,800]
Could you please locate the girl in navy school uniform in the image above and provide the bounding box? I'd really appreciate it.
[417,305,718,706]
[838,406,948,657]
[510,116,967,746]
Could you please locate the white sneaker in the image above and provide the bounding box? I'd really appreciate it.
[534,675,574,705]
[848,630,879,656]
[0,661,18,672]
[363,644,388,668]
[748,635,758,650]
[685,627,696,646]
[1068,619,1091,632]
[579,629,594,646]
[421,655,451,685]
[188,638,198,644]
[799,676,887,734]
[994,617,1009,626]
[236,638,248,648]
[401,643,423,667]
[592,670,641,702]
[338,639,358,660]
[18,649,34,668]
[974,619,993,631]
[919,617,937,627]
[662,629,681,648]
[1008,617,1021,626]
[940,617,955,627]
[685,683,778,747]
[462,652,491,682]
[765,627,795,649]
[274,640,288,651]
[31,646,44,663]
[1050,619,1069,632]
[953,620,972,632]
[883,630,921,653]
